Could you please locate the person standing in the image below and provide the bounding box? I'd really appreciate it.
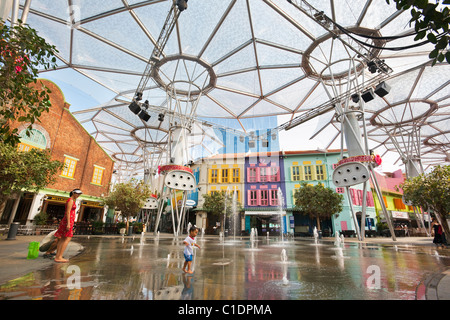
[182,226,201,274]
[54,189,82,262]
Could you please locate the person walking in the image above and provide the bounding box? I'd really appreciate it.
[431,217,446,249]
[54,189,82,262]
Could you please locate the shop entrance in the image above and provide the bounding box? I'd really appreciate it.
[80,206,103,222]
[246,214,284,236]
[45,202,66,222]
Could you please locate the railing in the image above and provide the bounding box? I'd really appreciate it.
[0,224,9,235]
[74,222,119,235]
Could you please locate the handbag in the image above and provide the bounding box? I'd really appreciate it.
[27,241,40,259]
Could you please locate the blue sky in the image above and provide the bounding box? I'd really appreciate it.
[40,68,116,112]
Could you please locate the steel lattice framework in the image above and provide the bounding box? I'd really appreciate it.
[8,0,450,177]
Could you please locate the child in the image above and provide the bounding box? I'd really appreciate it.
[182,227,201,274]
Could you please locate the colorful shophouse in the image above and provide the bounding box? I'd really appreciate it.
[370,169,425,236]
[191,153,246,233]
[283,149,377,237]
[243,151,287,235]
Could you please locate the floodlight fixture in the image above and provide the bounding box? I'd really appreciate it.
[129,101,141,114]
[158,113,165,121]
[361,88,375,102]
[138,100,151,122]
[262,139,269,148]
[176,0,188,11]
[351,93,360,103]
[139,110,151,122]
[374,81,390,98]
[367,61,377,73]
[248,140,256,148]
[135,91,143,101]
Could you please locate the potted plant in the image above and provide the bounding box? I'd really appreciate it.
[33,211,48,235]
[117,221,126,235]
[133,222,143,233]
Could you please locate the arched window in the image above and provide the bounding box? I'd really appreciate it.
[18,128,47,151]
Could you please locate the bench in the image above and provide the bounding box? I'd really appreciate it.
[340,230,356,237]
[0,224,9,235]
[17,225,35,235]
[365,230,377,238]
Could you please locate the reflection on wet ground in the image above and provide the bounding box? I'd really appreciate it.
[1,235,449,300]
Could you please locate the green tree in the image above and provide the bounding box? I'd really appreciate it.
[385,0,450,65]
[294,182,344,231]
[1,20,58,147]
[202,191,241,233]
[103,179,152,232]
[399,165,450,241]
[0,143,64,207]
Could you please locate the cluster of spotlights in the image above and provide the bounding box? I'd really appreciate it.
[129,99,150,122]
[351,81,390,103]
[128,92,165,123]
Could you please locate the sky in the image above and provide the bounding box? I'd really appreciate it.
[41,68,403,173]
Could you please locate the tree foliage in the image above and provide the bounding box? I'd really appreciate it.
[386,0,450,65]
[294,182,344,230]
[202,191,242,232]
[103,179,152,224]
[0,20,58,147]
[399,165,450,240]
[0,143,64,206]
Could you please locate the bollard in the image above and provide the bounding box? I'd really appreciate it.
[6,222,20,240]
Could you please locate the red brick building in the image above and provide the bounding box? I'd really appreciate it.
[0,79,115,225]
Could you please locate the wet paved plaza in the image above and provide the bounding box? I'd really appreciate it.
[1,234,449,300]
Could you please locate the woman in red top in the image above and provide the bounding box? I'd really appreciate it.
[54,189,82,263]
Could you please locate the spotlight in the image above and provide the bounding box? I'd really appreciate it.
[139,110,151,122]
[262,139,269,148]
[239,135,244,143]
[367,61,377,73]
[135,91,143,101]
[129,101,141,114]
[361,88,375,102]
[138,100,151,122]
[158,113,165,122]
[374,81,390,98]
[351,93,360,103]
[176,0,188,11]
[248,140,256,148]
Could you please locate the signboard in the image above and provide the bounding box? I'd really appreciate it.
[46,195,69,203]
[186,200,196,206]
[82,201,104,208]
[390,211,409,219]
